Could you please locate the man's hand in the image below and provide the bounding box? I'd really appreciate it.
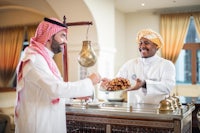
[126,78,146,91]
[100,78,110,88]
[88,73,101,85]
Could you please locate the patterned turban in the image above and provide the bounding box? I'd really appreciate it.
[34,17,67,45]
[17,17,67,94]
[28,17,67,79]
[136,29,164,48]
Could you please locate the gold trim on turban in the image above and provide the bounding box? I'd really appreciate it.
[136,29,164,48]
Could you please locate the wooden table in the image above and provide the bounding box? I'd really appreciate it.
[179,96,200,133]
[66,102,195,133]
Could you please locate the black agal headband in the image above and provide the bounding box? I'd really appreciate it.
[44,17,67,28]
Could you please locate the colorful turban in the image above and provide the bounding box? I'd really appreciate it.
[136,29,164,48]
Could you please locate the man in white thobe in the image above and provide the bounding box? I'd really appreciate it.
[14,17,101,133]
[102,29,176,105]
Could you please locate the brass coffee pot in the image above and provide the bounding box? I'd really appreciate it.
[159,98,174,112]
[172,94,182,108]
[159,95,182,113]
[77,40,97,67]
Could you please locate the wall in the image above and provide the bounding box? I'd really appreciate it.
[125,11,160,60]
[1,0,199,97]
[47,0,99,81]
[48,0,118,81]
[114,9,126,75]
[84,0,116,78]
[171,85,200,97]
[114,10,161,75]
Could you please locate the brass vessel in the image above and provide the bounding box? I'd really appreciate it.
[77,40,97,67]
[172,94,182,108]
[167,96,177,109]
[159,98,174,113]
[159,95,182,113]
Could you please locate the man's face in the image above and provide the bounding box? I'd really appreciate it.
[138,37,158,58]
[51,30,67,54]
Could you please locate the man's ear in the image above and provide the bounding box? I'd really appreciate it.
[47,39,51,43]
[45,39,52,49]
[156,46,159,50]
[47,37,52,42]
[46,37,53,44]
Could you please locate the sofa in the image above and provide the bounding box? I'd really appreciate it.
[0,88,16,133]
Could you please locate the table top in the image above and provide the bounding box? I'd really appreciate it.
[66,102,195,120]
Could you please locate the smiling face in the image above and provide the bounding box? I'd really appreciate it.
[138,37,158,58]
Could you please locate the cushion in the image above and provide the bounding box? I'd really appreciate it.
[0,107,14,115]
[0,92,16,108]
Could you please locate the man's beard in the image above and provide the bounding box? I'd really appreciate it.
[51,38,62,54]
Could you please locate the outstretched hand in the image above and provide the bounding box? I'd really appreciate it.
[126,78,146,91]
[100,78,110,88]
[88,73,101,85]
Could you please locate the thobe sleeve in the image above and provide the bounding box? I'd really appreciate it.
[145,61,176,95]
[26,60,94,99]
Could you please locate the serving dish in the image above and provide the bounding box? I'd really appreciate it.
[100,87,127,102]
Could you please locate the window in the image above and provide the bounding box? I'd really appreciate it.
[175,17,200,84]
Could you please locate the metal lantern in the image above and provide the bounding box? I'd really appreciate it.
[77,40,97,67]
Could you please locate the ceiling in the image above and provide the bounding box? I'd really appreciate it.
[0,0,200,27]
[114,0,200,13]
[1,0,200,13]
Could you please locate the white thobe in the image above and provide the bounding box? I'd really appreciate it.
[15,48,94,133]
[116,54,176,105]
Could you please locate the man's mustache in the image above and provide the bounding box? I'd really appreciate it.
[139,48,149,52]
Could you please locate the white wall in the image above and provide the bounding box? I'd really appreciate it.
[125,12,160,60]
[114,9,126,75]
[47,0,99,81]
[84,0,116,78]
[114,11,160,75]
[48,0,117,80]
[171,85,200,97]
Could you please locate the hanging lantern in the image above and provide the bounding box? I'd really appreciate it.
[77,40,97,67]
[62,15,95,80]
